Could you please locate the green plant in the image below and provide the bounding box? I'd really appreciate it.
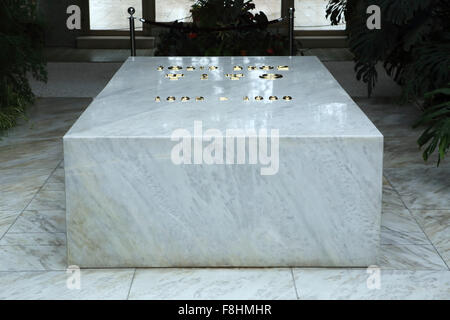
[0,0,47,132]
[155,0,291,56]
[414,84,450,165]
[326,0,450,165]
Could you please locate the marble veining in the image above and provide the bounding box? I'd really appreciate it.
[128,268,297,300]
[1,95,448,299]
[0,232,66,246]
[385,167,450,210]
[0,245,66,271]
[384,136,448,169]
[66,57,381,138]
[0,269,134,300]
[0,169,53,211]
[293,269,450,299]
[0,138,62,170]
[379,244,448,270]
[8,210,66,233]
[64,57,383,267]
[381,210,430,245]
[411,210,450,266]
[27,190,66,211]
[355,97,423,138]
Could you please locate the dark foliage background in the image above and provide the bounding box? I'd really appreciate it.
[0,0,47,132]
[326,0,450,165]
[155,0,291,56]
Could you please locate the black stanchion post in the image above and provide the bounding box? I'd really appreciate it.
[289,7,295,56]
[128,7,136,57]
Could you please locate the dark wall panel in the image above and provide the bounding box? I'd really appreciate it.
[38,0,83,47]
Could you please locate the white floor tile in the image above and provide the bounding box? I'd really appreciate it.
[129,268,297,300]
[0,269,134,300]
[293,268,450,299]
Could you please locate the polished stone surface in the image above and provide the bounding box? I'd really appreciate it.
[0,245,66,271]
[0,169,53,212]
[0,138,62,170]
[8,210,66,233]
[129,268,297,300]
[0,232,66,246]
[0,212,19,239]
[0,92,448,299]
[293,269,450,299]
[0,269,135,300]
[378,244,448,270]
[412,210,450,266]
[64,57,383,267]
[385,167,450,210]
[66,57,382,138]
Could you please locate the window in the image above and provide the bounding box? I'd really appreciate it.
[88,0,144,31]
[154,0,282,22]
[294,0,345,30]
[252,0,282,20]
[85,1,341,35]
[155,0,192,22]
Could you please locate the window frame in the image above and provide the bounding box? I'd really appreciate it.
[81,0,153,36]
[80,0,345,37]
[291,0,346,36]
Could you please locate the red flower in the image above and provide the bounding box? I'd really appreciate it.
[188,32,198,39]
[266,48,274,55]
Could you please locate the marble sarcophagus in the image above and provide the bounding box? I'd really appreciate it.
[64,56,383,267]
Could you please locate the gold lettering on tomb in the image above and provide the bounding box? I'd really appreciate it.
[259,74,283,80]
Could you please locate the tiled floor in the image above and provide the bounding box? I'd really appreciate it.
[1,60,449,299]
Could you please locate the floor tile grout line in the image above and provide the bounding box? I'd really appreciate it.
[290,268,300,300]
[0,159,63,242]
[384,174,450,271]
[126,268,137,300]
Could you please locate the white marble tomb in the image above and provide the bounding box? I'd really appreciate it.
[64,56,383,267]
